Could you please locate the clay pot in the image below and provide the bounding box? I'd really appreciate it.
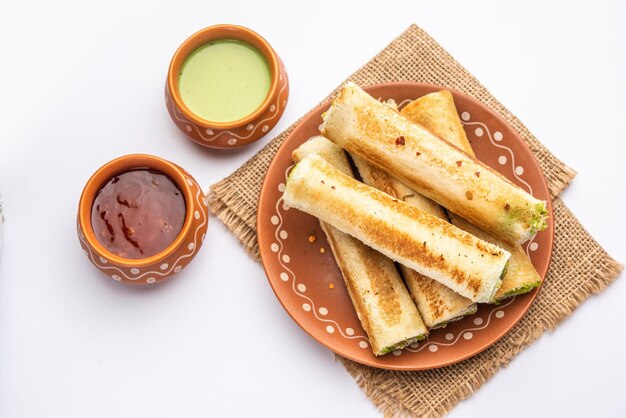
[77,154,208,284]
[165,24,289,149]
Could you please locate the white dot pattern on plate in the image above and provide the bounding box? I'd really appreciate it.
[174,266,182,273]
[130,268,140,275]
[112,275,121,281]
[185,125,192,132]
[246,124,254,131]
[270,243,279,252]
[188,242,195,251]
[99,256,107,264]
[265,91,544,361]
[262,125,269,133]
[227,138,237,146]
[205,128,214,135]
[160,263,169,270]
[270,104,276,112]
[194,210,200,220]
[146,277,156,284]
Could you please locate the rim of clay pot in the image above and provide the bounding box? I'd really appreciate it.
[78,154,195,267]
[167,24,280,129]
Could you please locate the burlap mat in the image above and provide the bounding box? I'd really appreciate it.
[208,25,623,417]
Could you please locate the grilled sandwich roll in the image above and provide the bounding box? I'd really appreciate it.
[352,155,477,328]
[321,83,548,245]
[400,89,470,153]
[283,154,510,303]
[400,91,542,301]
[449,214,541,301]
[292,137,428,355]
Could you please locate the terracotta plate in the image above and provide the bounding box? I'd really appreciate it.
[257,83,554,370]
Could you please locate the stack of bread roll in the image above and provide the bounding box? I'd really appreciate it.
[283,83,547,356]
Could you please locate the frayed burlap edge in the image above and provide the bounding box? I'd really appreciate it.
[204,24,622,418]
[208,187,260,260]
[336,198,623,417]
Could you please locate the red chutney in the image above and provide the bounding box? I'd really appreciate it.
[91,169,186,259]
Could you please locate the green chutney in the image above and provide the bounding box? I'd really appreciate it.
[178,39,271,123]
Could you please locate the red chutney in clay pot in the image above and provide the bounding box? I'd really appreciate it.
[91,170,186,259]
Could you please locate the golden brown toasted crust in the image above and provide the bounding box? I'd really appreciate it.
[401,265,476,327]
[295,138,427,355]
[283,154,510,303]
[449,214,541,301]
[351,155,400,199]
[352,154,476,328]
[400,91,543,302]
[322,83,547,245]
[401,90,473,155]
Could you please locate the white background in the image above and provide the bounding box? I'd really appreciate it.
[1,1,625,417]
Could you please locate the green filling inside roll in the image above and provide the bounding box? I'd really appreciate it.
[380,333,428,355]
[494,280,542,303]
[430,304,479,330]
[530,202,549,235]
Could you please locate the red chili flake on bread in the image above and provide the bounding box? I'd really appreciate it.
[395,136,405,145]
[320,180,325,184]
[504,203,511,211]
[416,151,421,156]
[456,161,463,167]
[331,185,335,190]
[475,171,481,177]
[465,191,473,200]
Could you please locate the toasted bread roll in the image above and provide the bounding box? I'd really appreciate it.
[401,91,542,301]
[283,154,509,303]
[292,137,428,355]
[321,83,548,245]
[352,155,477,328]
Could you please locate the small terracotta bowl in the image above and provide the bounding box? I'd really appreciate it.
[77,154,209,285]
[165,24,289,149]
